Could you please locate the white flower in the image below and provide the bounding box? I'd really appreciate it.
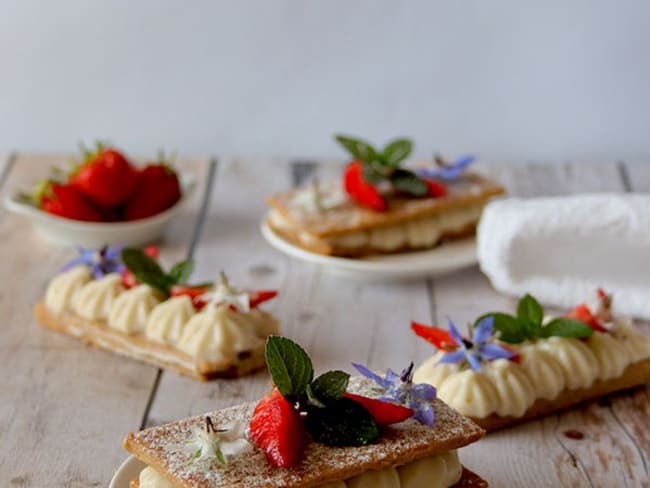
[184,417,252,466]
[199,272,250,313]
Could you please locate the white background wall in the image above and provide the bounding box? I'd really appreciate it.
[1,0,649,162]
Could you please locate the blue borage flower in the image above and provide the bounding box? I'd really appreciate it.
[352,362,437,426]
[61,245,125,279]
[437,316,515,372]
[415,154,476,181]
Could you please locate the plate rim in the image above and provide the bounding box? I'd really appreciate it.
[259,218,477,279]
[110,455,146,488]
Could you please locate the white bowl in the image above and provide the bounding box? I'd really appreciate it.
[4,174,196,247]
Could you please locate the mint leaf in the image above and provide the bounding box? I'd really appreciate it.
[265,336,314,398]
[391,169,428,196]
[517,294,543,326]
[479,312,526,344]
[335,135,377,163]
[122,248,165,277]
[362,165,389,185]
[309,370,350,404]
[168,259,194,285]
[132,270,173,294]
[382,138,412,167]
[540,318,594,339]
[305,398,379,447]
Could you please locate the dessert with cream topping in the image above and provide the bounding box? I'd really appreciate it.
[411,290,650,431]
[265,135,504,257]
[124,336,488,487]
[35,245,279,380]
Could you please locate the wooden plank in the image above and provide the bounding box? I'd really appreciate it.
[0,154,212,485]
[430,162,649,487]
[146,159,433,426]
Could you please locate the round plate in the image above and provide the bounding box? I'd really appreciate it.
[260,220,477,280]
[110,455,146,488]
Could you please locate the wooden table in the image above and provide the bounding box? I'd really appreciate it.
[1,154,648,487]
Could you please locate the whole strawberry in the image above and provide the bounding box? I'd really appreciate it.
[124,164,181,221]
[249,389,304,468]
[40,181,106,222]
[70,143,138,208]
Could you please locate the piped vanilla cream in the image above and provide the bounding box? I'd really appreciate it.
[108,285,160,334]
[73,273,123,321]
[44,265,92,314]
[145,295,196,346]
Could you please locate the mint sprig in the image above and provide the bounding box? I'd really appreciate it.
[121,248,205,297]
[478,294,594,344]
[264,336,378,447]
[335,134,428,197]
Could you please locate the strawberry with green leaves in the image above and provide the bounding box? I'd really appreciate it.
[250,336,429,468]
[31,180,107,222]
[335,134,446,211]
[70,142,139,208]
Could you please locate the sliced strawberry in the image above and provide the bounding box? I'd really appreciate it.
[40,182,106,222]
[343,392,413,425]
[343,161,386,211]
[566,304,607,332]
[70,147,138,208]
[170,284,210,309]
[248,290,278,308]
[249,389,304,468]
[124,164,182,220]
[410,321,456,351]
[424,179,448,198]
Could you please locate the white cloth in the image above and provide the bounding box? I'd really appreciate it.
[477,194,650,320]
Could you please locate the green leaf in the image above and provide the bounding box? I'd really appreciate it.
[305,397,379,447]
[539,318,594,339]
[381,138,413,167]
[362,165,389,185]
[335,135,377,163]
[309,370,350,403]
[517,294,544,326]
[479,312,527,344]
[168,259,194,285]
[122,248,165,276]
[391,169,428,196]
[132,270,173,295]
[265,336,314,398]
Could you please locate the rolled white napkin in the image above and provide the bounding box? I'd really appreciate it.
[477,194,650,320]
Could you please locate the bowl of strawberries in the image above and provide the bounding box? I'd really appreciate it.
[4,143,195,247]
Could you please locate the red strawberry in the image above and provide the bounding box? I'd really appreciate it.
[70,146,138,208]
[40,182,106,222]
[566,304,607,332]
[342,392,413,425]
[124,164,182,221]
[121,245,160,288]
[170,284,210,309]
[424,179,448,198]
[249,389,304,468]
[343,161,387,211]
[248,290,278,308]
[410,321,456,351]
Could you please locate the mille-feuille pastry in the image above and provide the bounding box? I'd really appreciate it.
[124,336,488,487]
[266,135,504,257]
[411,290,650,432]
[35,245,279,380]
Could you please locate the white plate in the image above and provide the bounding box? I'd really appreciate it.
[4,174,195,248]
[110,455,146,488]
[260,220,477,280]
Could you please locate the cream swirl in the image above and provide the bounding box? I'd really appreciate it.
[588,332,631,380]
[138,467,174,488]
[177,307,268,363]
[484,359,536,417]
[145,295,196,346]
[518,343,566,400]
[436,369,500,418]
[73,273,123,321]
[44,266,92,314]
[107,285,160,335]
[398,450,462,488]
[536,337,599,390]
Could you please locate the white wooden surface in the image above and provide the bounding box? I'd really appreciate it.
[0,156,648,487]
